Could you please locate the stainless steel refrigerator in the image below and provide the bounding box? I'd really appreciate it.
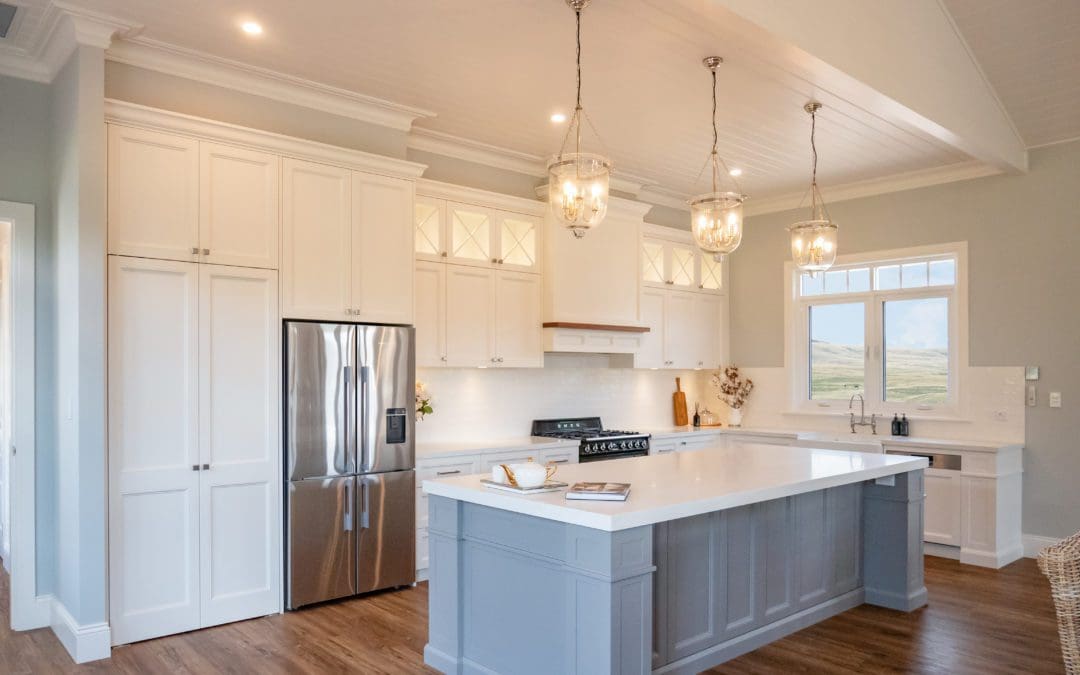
[284,321,416,609]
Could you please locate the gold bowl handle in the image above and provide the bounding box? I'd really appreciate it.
[545,462,558,481]
[500,464,519,487]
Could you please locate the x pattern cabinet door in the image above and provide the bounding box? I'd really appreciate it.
[447,203,492,266]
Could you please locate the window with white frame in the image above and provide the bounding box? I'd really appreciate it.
[789,244,966,413]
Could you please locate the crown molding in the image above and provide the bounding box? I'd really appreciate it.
[106,37,435,132]
[744,160,1002,217]
[408,127,545,177]
[637,185,691,212]
[0,1,140,83]
[105,99,427,179]
[416,178,546,216]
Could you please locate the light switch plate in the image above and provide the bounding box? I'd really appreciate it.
[1027,384,1037,407]
[1050,392,1062,408]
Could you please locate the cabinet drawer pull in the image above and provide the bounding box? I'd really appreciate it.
[202,463,210,470]
[550,459,569,464]
[436,469,462,476]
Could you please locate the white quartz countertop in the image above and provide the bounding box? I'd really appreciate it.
[878,435,1022,453]
[417,436,577,460]
[423,444,928,531]
[644,426,798,439]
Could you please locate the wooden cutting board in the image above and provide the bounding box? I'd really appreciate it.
[673,377,689,426]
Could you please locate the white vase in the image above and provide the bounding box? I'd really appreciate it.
[728,407,743,428]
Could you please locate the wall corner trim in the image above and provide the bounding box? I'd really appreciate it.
[50,598,111,664]
[106,37,435,132]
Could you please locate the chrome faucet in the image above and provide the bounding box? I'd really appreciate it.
[849,393,877,434]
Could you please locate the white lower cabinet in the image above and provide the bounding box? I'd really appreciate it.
[923,470,962,546]
[109,256,280,644]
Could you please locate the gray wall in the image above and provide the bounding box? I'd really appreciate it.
[105,61,409,159]
[730,140,1080,539]
[0,73,56,595]
[51,46,109,625]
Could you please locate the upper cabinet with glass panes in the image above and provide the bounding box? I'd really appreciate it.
[414,195,541,273]
[641,226,725,294]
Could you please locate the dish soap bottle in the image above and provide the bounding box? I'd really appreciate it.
[900,413,910,437]
[891,414,901,436]
[692,402,701,428]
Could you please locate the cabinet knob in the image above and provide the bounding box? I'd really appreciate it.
[190,246,199,255]
[440,251,447,257]
[202,248,210,255]
[699,284,704,289]
[491,258,498,263]
[498,259,504,264]
[440,355,447,362]
[498,357,504,363]
[666,280,674,285]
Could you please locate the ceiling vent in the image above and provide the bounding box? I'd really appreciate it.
[0,3,16,39]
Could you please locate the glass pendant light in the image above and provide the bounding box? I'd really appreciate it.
[547,0,612,238]
[789,102,838,273]
[690,56,747,260]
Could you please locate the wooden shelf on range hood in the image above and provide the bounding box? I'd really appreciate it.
[542,322,650,333]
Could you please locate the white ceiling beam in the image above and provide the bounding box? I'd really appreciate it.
[648,0,1028,174]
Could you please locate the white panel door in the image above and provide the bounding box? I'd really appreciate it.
[281,159,351,320]
[108,256,200,645]
[692,294,726,370]
[351,172,414,324]
[414,261,446,367]
[199,142,280,269]
[637,288,666,368]
[108,125,199,261]
[664,291,696,370]
[445,265,495,367]
[414,196,447,262]
[198,265,280,628]
[925,471,962,545]
[494,271,542,368]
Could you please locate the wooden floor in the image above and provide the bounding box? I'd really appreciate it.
[0,556,1065,674]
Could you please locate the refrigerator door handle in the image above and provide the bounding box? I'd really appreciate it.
[343,365,355,471]
[343,478,353,532]
[359,365,374,471]
[359,477,370,530]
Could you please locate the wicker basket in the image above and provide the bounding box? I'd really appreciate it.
[1039,530,1080,674]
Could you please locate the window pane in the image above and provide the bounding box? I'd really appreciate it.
[801,272,823,296]
[928,259,956,286]
[876,265,900,290]
[824,270,847,294]
[809,303,865,400]
[849,267,871,292]
[884,297,949,403]
[901,262,928,288]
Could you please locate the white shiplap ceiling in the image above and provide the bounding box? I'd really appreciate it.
[944,0,1080,149]
[9,0,1071,202]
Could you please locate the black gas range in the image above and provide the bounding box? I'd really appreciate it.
[531,417,651,463]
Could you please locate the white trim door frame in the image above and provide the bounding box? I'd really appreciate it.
[0,201,45,630]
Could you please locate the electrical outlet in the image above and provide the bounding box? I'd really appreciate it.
[1050,392,1062,408]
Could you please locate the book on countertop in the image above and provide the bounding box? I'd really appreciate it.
[480,479,568,495]
[565,482,631,501]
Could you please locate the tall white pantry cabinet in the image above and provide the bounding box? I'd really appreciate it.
[104,110,423,646]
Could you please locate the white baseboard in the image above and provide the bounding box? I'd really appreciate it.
[50,599,111,664]
[923,542,960,560]
[1023,534,1063,559]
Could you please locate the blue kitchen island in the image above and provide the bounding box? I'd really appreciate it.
[422,444,928,675]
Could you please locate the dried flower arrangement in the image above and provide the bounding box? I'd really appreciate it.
[415,380,434,421]
[711,366,754,410]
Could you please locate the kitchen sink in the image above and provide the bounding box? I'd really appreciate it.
[795,432,884,454]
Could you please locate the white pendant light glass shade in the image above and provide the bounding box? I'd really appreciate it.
[788,218,838,272]
[548,152,612,238]
[548,0,612,238]
[690,191,744,257]
[690,57,747,257]
[789,102,838,273]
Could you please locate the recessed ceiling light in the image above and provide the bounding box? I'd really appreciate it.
[729,168,743,177]
[550,113,567,123]
[241,21,263,36]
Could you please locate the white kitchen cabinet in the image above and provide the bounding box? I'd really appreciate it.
[421,198,541,275]
[638,288,722,370]
[445,265,496,367]
[664,291,696,369]
[281,158,352,320]
[691,294,727,370]
[651,440,677,455]
[446,201,494,267]
[698,253,724,293]
[197,264,280,629]
[414,261,447,367]
[641,235,696,290]
[495,270,543,368]
[414,196,447,263]
[199,142,279,269]
[109,256,280,644]
[108,125,199,262]
[637,288,666,369]
[494,211,541,273]
[351,172,414,324]
[108,256,201,644]
[924,470,962,546]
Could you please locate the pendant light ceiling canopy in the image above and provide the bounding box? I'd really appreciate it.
[789,102,839,273]
[547,0,612,239]
[690,56,748,261]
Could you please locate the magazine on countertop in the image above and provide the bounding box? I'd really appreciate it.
[565,482,631,501]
